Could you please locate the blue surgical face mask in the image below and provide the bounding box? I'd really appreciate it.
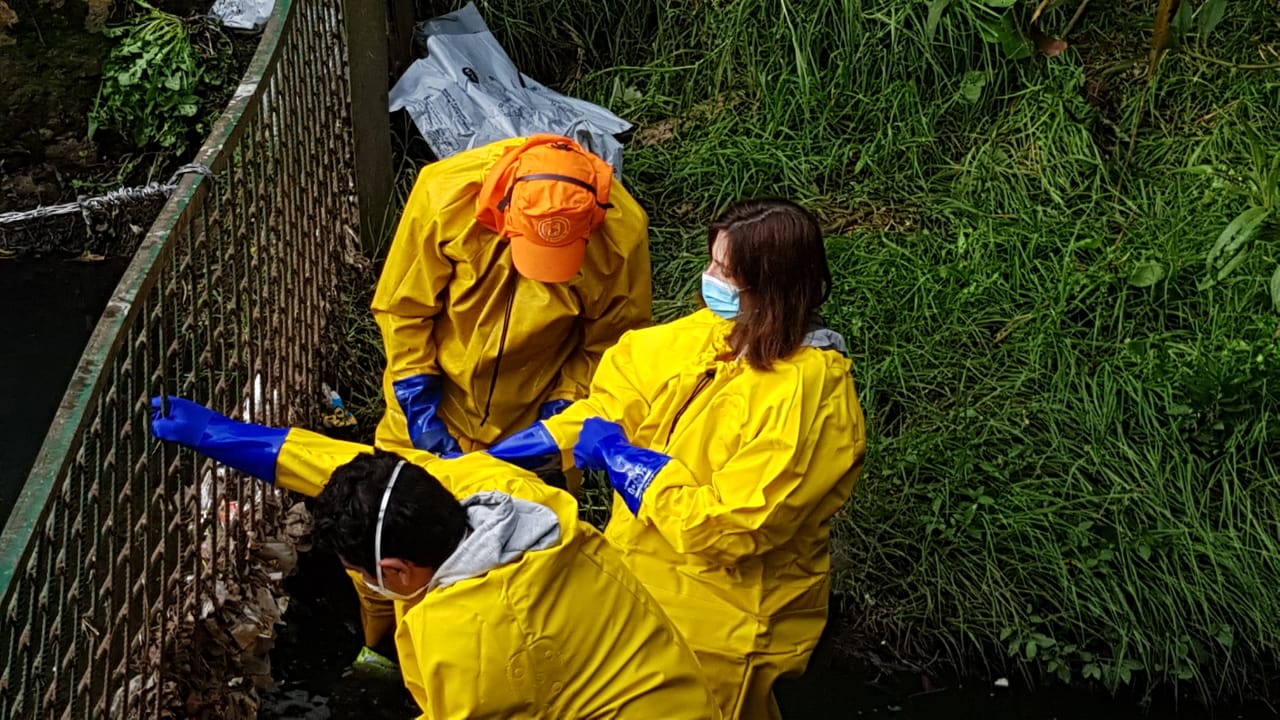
[701,272,741,320]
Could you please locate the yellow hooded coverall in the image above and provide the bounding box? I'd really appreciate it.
[540,309,868,720]
[372,137,652,452]
[362,137,652,648]
[271,430,722,720]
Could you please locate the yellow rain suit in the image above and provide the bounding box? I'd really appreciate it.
[363,137,651,647]
[372,137,652,453]
[270,430,722,720]
[540,309,867,720]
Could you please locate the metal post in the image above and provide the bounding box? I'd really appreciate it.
[387,0,418,80]
[343,0,395,253]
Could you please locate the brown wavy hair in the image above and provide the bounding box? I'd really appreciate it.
[708,198,832,370]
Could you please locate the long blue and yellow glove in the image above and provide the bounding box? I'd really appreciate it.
[573,418,671,515]
[486,421,559,470]
[149,396,287,482]
[393,374,462,457]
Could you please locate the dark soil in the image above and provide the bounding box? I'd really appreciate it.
[0,8,115,213]
[0,0,256,219]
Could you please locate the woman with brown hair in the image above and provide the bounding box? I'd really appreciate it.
[488,198,868,719]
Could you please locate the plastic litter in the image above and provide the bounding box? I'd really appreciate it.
[210,0,274,32]
[389,2,630,173]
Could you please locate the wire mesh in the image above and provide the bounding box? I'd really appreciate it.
[0,0,359,715]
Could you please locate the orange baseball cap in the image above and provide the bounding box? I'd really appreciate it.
[476,135,615,283]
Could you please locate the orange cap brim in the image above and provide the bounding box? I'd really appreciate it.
[509,234,588,283]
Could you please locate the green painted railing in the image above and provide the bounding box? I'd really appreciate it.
[0,0,361,714]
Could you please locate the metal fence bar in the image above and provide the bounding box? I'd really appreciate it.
[0,0,360,714]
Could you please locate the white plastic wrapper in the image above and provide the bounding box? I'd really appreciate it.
[389,2,630,173]
[210,0,274,31]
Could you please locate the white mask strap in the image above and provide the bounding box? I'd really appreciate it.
[374,460,407,593]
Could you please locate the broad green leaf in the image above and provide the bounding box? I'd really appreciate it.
[925,0,950,42]
[959,70,989,104]
[1270,264,1280,313]
[1172,0,1195,36]
[977,15,1003,44]
[1207,206,1270,269]
[993,15,1032,59]
[1129,261,1167,287]
[1214,625,1235,648]
[1198,0,1227,37]
[1216,249,1250,281]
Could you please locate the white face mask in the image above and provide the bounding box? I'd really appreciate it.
[366,460,429,602]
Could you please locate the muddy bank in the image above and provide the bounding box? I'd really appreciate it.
[0,9,115,212]
[1,0,254,218]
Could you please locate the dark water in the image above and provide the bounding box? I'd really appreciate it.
[260,544,419,720]
[263,547,1278,720]
[0,259,126,520]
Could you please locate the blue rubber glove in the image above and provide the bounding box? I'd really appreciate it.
[486,422,559,471]
[573,418,671,515]
[150,396,288,482]
[538,399,573,420]
[393,374,462,457]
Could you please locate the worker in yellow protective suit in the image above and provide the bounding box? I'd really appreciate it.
[487,198,868,719]
[373,133,651,456]
[364,134,652,658]
[148,396,722,720]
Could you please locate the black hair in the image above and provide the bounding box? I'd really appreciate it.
[313,450,468,575]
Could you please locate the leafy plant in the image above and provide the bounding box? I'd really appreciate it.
[1188,126,1280,303]
[377,0,1280,703]
[926,0,1032,59]
[89,2,208,151]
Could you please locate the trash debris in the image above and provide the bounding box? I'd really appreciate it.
[389,2,631,172]
[320,383,357,431]
[994,677,1010,688]
[210,0,274,32]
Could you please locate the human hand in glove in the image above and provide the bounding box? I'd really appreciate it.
[393,374,463,457]
[150,396,287,482]
[573,418,671,515]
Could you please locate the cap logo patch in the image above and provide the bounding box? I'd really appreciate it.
[537,217,572,242]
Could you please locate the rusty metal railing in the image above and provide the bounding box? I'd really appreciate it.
[0,0,360,714]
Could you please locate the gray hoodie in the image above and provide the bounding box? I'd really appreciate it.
[428,490,562,591]
[804,325,849,355]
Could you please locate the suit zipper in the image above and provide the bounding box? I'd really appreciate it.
[666,369,716,446]
[480,276,517,427]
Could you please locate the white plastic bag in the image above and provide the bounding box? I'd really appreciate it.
[210,0,274,31]
[389,3,630,172]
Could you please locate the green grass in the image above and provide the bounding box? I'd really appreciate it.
[358,0,1280,703]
